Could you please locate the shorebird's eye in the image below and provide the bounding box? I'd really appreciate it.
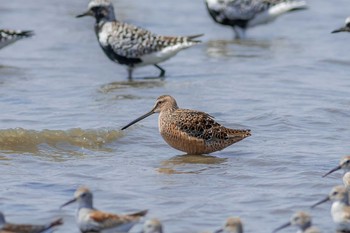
[346,160,350,164]
[333,191,338,196]
[81,193,87,197]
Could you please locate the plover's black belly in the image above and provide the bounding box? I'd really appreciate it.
[101,45,142,66]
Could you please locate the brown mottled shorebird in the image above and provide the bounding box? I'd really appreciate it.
[0,212,62,233]
[61,186,147,233]
[273,211,320,233]
[214,217,243,233]
[121,95,251,155]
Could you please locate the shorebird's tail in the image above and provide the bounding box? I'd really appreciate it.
[187,33,204,43]
[269,1,307,17]
[228,129,251,142]
[0,29,34,38]
[129,209,148,218]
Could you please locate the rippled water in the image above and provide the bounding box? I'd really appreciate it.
[1,0,350,232]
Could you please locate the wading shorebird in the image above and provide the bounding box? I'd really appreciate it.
[214,217,243,233]
[332,17,350,33]
[205,0,307,39]
[311,185,350,232]
[0,29,33,50]
[61,187,148,233]
[76,0,202,79]
[141,219,163,233]
[121,95,251,155]
[322,156,350,187]
[273,211,320,233]
[0,212,62,233]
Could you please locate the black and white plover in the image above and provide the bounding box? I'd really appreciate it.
[77,0,202,79]
[0,29,33,50]
[205,0,307,39]
[332,17,350,33]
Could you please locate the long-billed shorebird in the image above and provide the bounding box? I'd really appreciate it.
[121,95,251,155]
[311,185,350,232]
[0,29,33,50]
[0,212,62,233]
[141,219,163,233]
[332,17,350,33]
[77,0,202,79]
[273,211,320,233]
[61,187,147,233]
[214,217,243,233]
[323,156,350,187]
[205,0,307,39]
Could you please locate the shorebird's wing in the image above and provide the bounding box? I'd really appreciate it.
[89,209,147,229]
[214,0,272,21]
[171,109,250,143]
[2,219,62,233]
[0,29,33,49]
[105,22,200,58]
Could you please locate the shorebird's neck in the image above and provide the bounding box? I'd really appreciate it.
[78,199,93,209]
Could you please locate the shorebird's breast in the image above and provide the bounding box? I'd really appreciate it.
[97,22,113,47]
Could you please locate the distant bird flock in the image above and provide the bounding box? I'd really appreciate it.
[1,0,350,232]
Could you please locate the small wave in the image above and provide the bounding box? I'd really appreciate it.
[0,127,123,153]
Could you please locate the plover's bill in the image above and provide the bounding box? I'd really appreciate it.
[205,0,307,39]
[311,185,350,232]
[0,211,62,233]
[332,17,350,33]
[141,219,163,233]
[121,95,251,155]
[273,211,320,233]
[214,217,243,233]
[0,29,33,50]
[61,187,148,233]
[76,0,202,79]
[323,156,350,187]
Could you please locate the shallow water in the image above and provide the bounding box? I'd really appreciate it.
[1,0,350,232]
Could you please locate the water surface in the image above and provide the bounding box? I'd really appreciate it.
[1,0,350,232]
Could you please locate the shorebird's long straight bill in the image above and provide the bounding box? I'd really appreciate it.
[272,222,291,233]
[60,198,77,208]
[323,165,342,177]
[311,196,329,208]
[121,111,155,130]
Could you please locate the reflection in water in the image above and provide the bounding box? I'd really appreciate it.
[99,79,165,93]
[157,154,227,174]
[205,39,273,58]
[0,128,122,153]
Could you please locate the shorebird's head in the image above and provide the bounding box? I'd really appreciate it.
[61,187,93,209]
[121,95,179,130]
[323,156,350,177]
[76,0,116,22]
[205,0,229,9]
[214,217,243,233]
[142,219,163,233]
[311,185,349,208]
[332,17,350,33]
[273,211,312,233]
[0,212,5,226]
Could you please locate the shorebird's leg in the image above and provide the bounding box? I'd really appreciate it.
[154,64,165,77]
[127,67,133,80]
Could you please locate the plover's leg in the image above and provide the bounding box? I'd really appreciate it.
[127,66,133,80]
[154,64,165,77]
